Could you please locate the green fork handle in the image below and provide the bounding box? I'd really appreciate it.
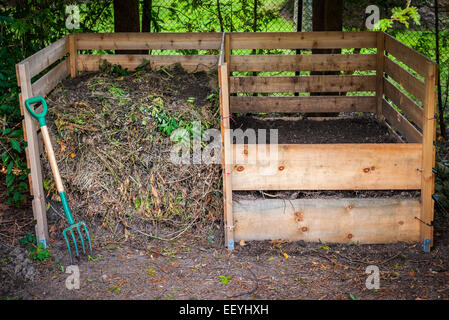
[24,97,75,225]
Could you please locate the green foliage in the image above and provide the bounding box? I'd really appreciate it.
[373,1,420,31]
[99,60,129,77]
[18,233,51,261]
[218,275,232,285]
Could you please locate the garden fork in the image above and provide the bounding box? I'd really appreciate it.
[25,96,92,264]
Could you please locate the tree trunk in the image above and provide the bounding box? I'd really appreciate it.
[308,0,343,117]
[142,0,152,33]
[113,0,141,54]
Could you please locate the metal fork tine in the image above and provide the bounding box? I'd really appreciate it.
[63,230,73,265]
[82,223,93,253]
[69,228,79,257]
[76,225,86,255]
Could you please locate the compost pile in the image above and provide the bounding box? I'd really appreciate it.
[44,63,223,242]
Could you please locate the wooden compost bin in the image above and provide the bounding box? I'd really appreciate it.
[15,32,437,251]
[217,32,437,251]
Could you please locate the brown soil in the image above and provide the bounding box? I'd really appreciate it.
[231,115,399,144]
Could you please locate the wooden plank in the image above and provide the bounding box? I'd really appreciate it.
[230,32,377,49]
[384,77,423,128]
[382,99,422,143]
[31,59,70,98]
[233,198,421,243]
[376,32,385,117]
[76,32,222,50]
[69,34,77,78]
[77,54,218,72]
[18,36,69,78]
[384,33,431,77]
[229,96,376,113]
[384,56,426,102]
[230,54,376,72]
[219,63,234,249]
[231,144,422,191]
[230,75,376,93]
[420,61,438,247]
[17,62,49,245]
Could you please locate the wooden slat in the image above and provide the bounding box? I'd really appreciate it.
[382,99,422,143]
[77,54,218,72]
[384,56,425,102]
[376,32,385,117]
[231,144,422,190]
[17,62,49,244]
[229,96,376,113]
[219,63,235,249]
[230,54,376,72]
[31,59,70,98]
[384,77,423,128]
[76,32,222,50]
[230,75,376,93]
[218,32,225,66]
[17,36,69,78]
[420,61,438,246]
[69,33,77,78]
[230,32,377,49]
[233,198,421,243]
[385,33,431,77]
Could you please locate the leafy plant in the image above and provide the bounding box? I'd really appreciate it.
[218,275,232,285]
[18,233,51,261]
[373,0,420,31]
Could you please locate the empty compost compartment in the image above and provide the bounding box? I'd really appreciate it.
[217,32,437,250]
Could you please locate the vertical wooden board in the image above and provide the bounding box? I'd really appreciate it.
[376,32,385,117]
[420,61,437,246]
[219,63,234,249]
[69,33,77,78]
[17,62,49,245]
[233,198,421,243]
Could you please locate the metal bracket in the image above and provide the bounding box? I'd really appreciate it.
[423,238,431,253]
[38,238,48,249]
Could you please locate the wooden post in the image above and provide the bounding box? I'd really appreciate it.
[376,32,385,118]
[219,62,234,250]
[224,33,231,71]
[420,60,437,252]
[69,33,78,78]
[17,62,49,246]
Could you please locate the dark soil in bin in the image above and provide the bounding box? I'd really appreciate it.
[231,115,400,144]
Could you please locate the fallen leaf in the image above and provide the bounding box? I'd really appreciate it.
[283,252,289,259]
[239,240,246,247]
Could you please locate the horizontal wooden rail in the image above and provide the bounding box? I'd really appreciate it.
[16,36,69,79]
[231,144,422,190]
[384,56,425,102]
[382,99,423,143]
[229,32,377,49]
[229,75,376,93]
[233,198,421,243]
[77,54,218,72]
[384,77,424,129]
[76,32,222,50]
[230,54,376,72]
[31,59,70,98]
[230,96,376,113]
[385,33,431,77]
